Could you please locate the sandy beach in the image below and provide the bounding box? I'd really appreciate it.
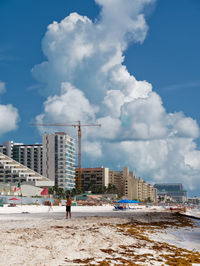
[0,205,200,265]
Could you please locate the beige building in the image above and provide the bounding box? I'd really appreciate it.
[109,170,123,194]
[110,167,157,202]
[122,167,138,200]
[75,166,156,202]
[76,167,109,189]
[148,185,157,202]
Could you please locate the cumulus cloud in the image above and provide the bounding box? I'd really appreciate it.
[32,0,200,193]
[0,81,19,136]
[0,104,19,136]
[36,82,98,124]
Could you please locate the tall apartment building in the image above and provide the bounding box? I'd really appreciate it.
[43,132,76,190]
[0,141,43,175]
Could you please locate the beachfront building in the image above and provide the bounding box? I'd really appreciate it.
[0,152,54,189]
[154,183,188,203]
[43,132,76,190]
[0,141,43,175]
[111,167,157,202]
[76,167,109,191]
[109,170,123,194]
[82,166,157,202]
[123,167,138,200]
[148,184,157,203]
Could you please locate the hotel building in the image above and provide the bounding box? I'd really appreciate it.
[43,132,76,190]
[0,132,76,190]
[0,152,53,187]
[0,141,43,175]
[75,167,109,190]
[78,166,157,202]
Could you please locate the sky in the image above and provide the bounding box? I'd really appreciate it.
[0,0,200,196]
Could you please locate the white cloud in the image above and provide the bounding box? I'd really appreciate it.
[0,81,6,94]
[36,82,98,132]
[0,104,19,136]
[32,0,200,193]
[83,141,102,159]
[0,81,20,136]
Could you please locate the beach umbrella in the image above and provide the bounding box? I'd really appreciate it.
[117,199,132,203]
[49,198,55,202]
[40,187,49,196]
[130,200,139,203]
[117,199,139,204]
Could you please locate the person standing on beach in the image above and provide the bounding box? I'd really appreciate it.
[66,195,72,219]
[48,200,53,212]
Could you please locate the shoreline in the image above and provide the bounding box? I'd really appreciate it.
[0,207,200,265]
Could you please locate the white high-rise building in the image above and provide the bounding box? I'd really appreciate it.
[42,132,76,190]
[0,141,43,175]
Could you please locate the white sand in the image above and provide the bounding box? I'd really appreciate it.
[0,205,199,265]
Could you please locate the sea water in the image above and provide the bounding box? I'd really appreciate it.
[170,218,200,252]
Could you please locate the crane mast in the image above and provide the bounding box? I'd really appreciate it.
[78,121,81,191]
[31,121,101,191]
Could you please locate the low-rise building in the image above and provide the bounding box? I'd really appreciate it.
[188,197,200,205]
[76,167,109,190]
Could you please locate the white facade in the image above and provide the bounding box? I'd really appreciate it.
[43,132,76,190]
[0,152,52,186]
[0,141,43,175]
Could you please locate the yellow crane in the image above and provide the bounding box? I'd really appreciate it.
[31,121,101,191]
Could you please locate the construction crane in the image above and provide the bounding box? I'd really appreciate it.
[31,121,101,191]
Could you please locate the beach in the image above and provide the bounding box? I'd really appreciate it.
[0,205,200,265]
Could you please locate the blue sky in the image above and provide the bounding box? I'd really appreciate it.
[0,0,200,195]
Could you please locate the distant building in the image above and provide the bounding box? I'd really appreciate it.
[188,197,200,205]
[79,166,157,202]
[154,183,188,203]
[76,167,109,190]
[122,167,157,202]
[43,132,76,190]
[109,170,123,194]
